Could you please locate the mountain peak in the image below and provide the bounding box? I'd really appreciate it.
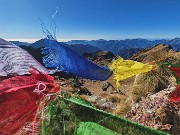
[130,44,176,63]
[30,39,45,48]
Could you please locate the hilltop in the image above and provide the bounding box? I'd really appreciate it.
[58,43,180,134]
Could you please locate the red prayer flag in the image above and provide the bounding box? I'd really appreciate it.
[169,84,180,103]
[168,66,180,103]
[0,67,60,135]
[168,66,180,79]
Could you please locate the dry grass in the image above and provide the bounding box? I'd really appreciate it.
[148,50,171,63]
[113,103,131,116]
[108,94,127,104]
[131,67,171,102]
[99,91,109,97]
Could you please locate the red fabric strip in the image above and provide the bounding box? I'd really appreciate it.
[169,84,180,103]
[168,66,180,78]
[0,68,60,135]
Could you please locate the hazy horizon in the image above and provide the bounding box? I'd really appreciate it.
[5,37,175,43]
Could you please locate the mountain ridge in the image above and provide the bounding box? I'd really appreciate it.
[66,38,180,53]
[9,37,180,58]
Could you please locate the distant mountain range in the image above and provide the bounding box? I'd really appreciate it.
[27,39,101,54]
[9,41,30,46]
[9,38,180,59]
[66,44,101,54]
[66,38,180,53]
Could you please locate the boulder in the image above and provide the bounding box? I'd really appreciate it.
[102,81,115,92]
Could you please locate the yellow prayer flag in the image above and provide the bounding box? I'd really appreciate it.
[109,57,153,88]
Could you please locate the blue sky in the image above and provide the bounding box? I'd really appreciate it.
[0,0,180,42]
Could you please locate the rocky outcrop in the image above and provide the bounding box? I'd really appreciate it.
[101,81,115,92]
[87,95,116,111]
[125,85,180,134]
